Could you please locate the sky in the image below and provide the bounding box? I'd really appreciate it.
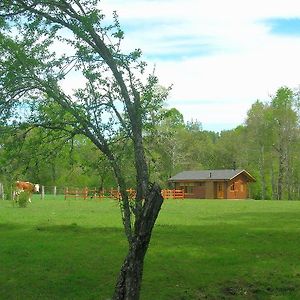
[94,0,300,132]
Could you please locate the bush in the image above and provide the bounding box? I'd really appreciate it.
[17,191,30,208]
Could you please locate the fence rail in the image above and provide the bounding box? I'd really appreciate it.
[161,189,185,199]
[64,188,185,200]
[0,183,185,201]
[64,187,136,200]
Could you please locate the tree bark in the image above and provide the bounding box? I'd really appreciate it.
[271,162,276,200]
[113,183,163,300]
[259,145,266,199]
[277,146,285,200]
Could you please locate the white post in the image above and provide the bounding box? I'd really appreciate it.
[53,186,57,197]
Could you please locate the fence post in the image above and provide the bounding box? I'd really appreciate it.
[41,185,45,200]
[53,186,57,197]
[65,187,68,200]
[83,187,88,200]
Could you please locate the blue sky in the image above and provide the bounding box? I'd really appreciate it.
[65,0,300,132]
[268,18,300,36]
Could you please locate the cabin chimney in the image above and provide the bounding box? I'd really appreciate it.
[233,161,236,170]
[209,172,212,178]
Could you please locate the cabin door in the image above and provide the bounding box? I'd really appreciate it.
[217,182,224,199]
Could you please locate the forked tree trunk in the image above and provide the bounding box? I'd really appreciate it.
[113,183,163,300]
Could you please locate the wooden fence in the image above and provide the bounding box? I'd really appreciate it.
[0,183,185,201]
[64,187,88,200]
[64,188,136,200]
[161,189,185,199]
[63,188,185,200]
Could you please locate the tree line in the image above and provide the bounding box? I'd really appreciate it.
[1,86,300,200]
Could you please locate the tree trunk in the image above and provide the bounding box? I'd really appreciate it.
[113,183,163,300]
[271,163,276,200]
[113,239,148,300]
[286,149,293,200]
[277,148,285,200]
[259,145,266,199]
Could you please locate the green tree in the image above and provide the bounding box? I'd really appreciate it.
[0,2,166,299]
[246,100,273,199]
[244,87,299,200]
[145,107,185,184]
[270,87,298,200]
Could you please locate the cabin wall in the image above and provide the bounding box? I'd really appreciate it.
[174,181,205,199]
[194,183,206,198]
[226,174,249,199]
[205,181,214,199]
[214,181,228,199]
[170,170,254,200]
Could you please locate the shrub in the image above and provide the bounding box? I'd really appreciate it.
[17,191,30,208]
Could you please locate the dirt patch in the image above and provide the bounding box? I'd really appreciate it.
[220,279,297,299]
[221,280,255,298]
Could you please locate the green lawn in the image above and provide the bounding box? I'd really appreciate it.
[1,197,300,299]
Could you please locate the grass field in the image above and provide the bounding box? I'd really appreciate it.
[1,197,300,299]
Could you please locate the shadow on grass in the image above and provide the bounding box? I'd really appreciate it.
[147,213,300,300]
[1,213,300,300]
[195,209,300,223]
[35,223,122,234]
[0,223,23,230]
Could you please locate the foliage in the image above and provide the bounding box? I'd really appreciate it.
[2,86,300,200]
[16,191,30,208]
[0,2,168,298]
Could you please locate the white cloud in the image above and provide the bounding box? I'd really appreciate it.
[63,0,300,131]
[105,0,300,130]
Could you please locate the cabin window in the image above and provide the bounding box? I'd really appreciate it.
[179,183,195,194]
[240,184,244,192]
[185,186,194,194]
[230,182,235,191]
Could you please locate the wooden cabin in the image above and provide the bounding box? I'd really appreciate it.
[168,169,255,199]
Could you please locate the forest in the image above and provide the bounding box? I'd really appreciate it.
[1,86,299,200]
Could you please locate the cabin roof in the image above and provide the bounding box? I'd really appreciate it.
[168,169,255,182]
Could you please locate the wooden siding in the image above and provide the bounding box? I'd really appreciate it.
[226,173,249,199]
[174,181,205,199]
[171,172,252,199]
[205,181,214,199]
